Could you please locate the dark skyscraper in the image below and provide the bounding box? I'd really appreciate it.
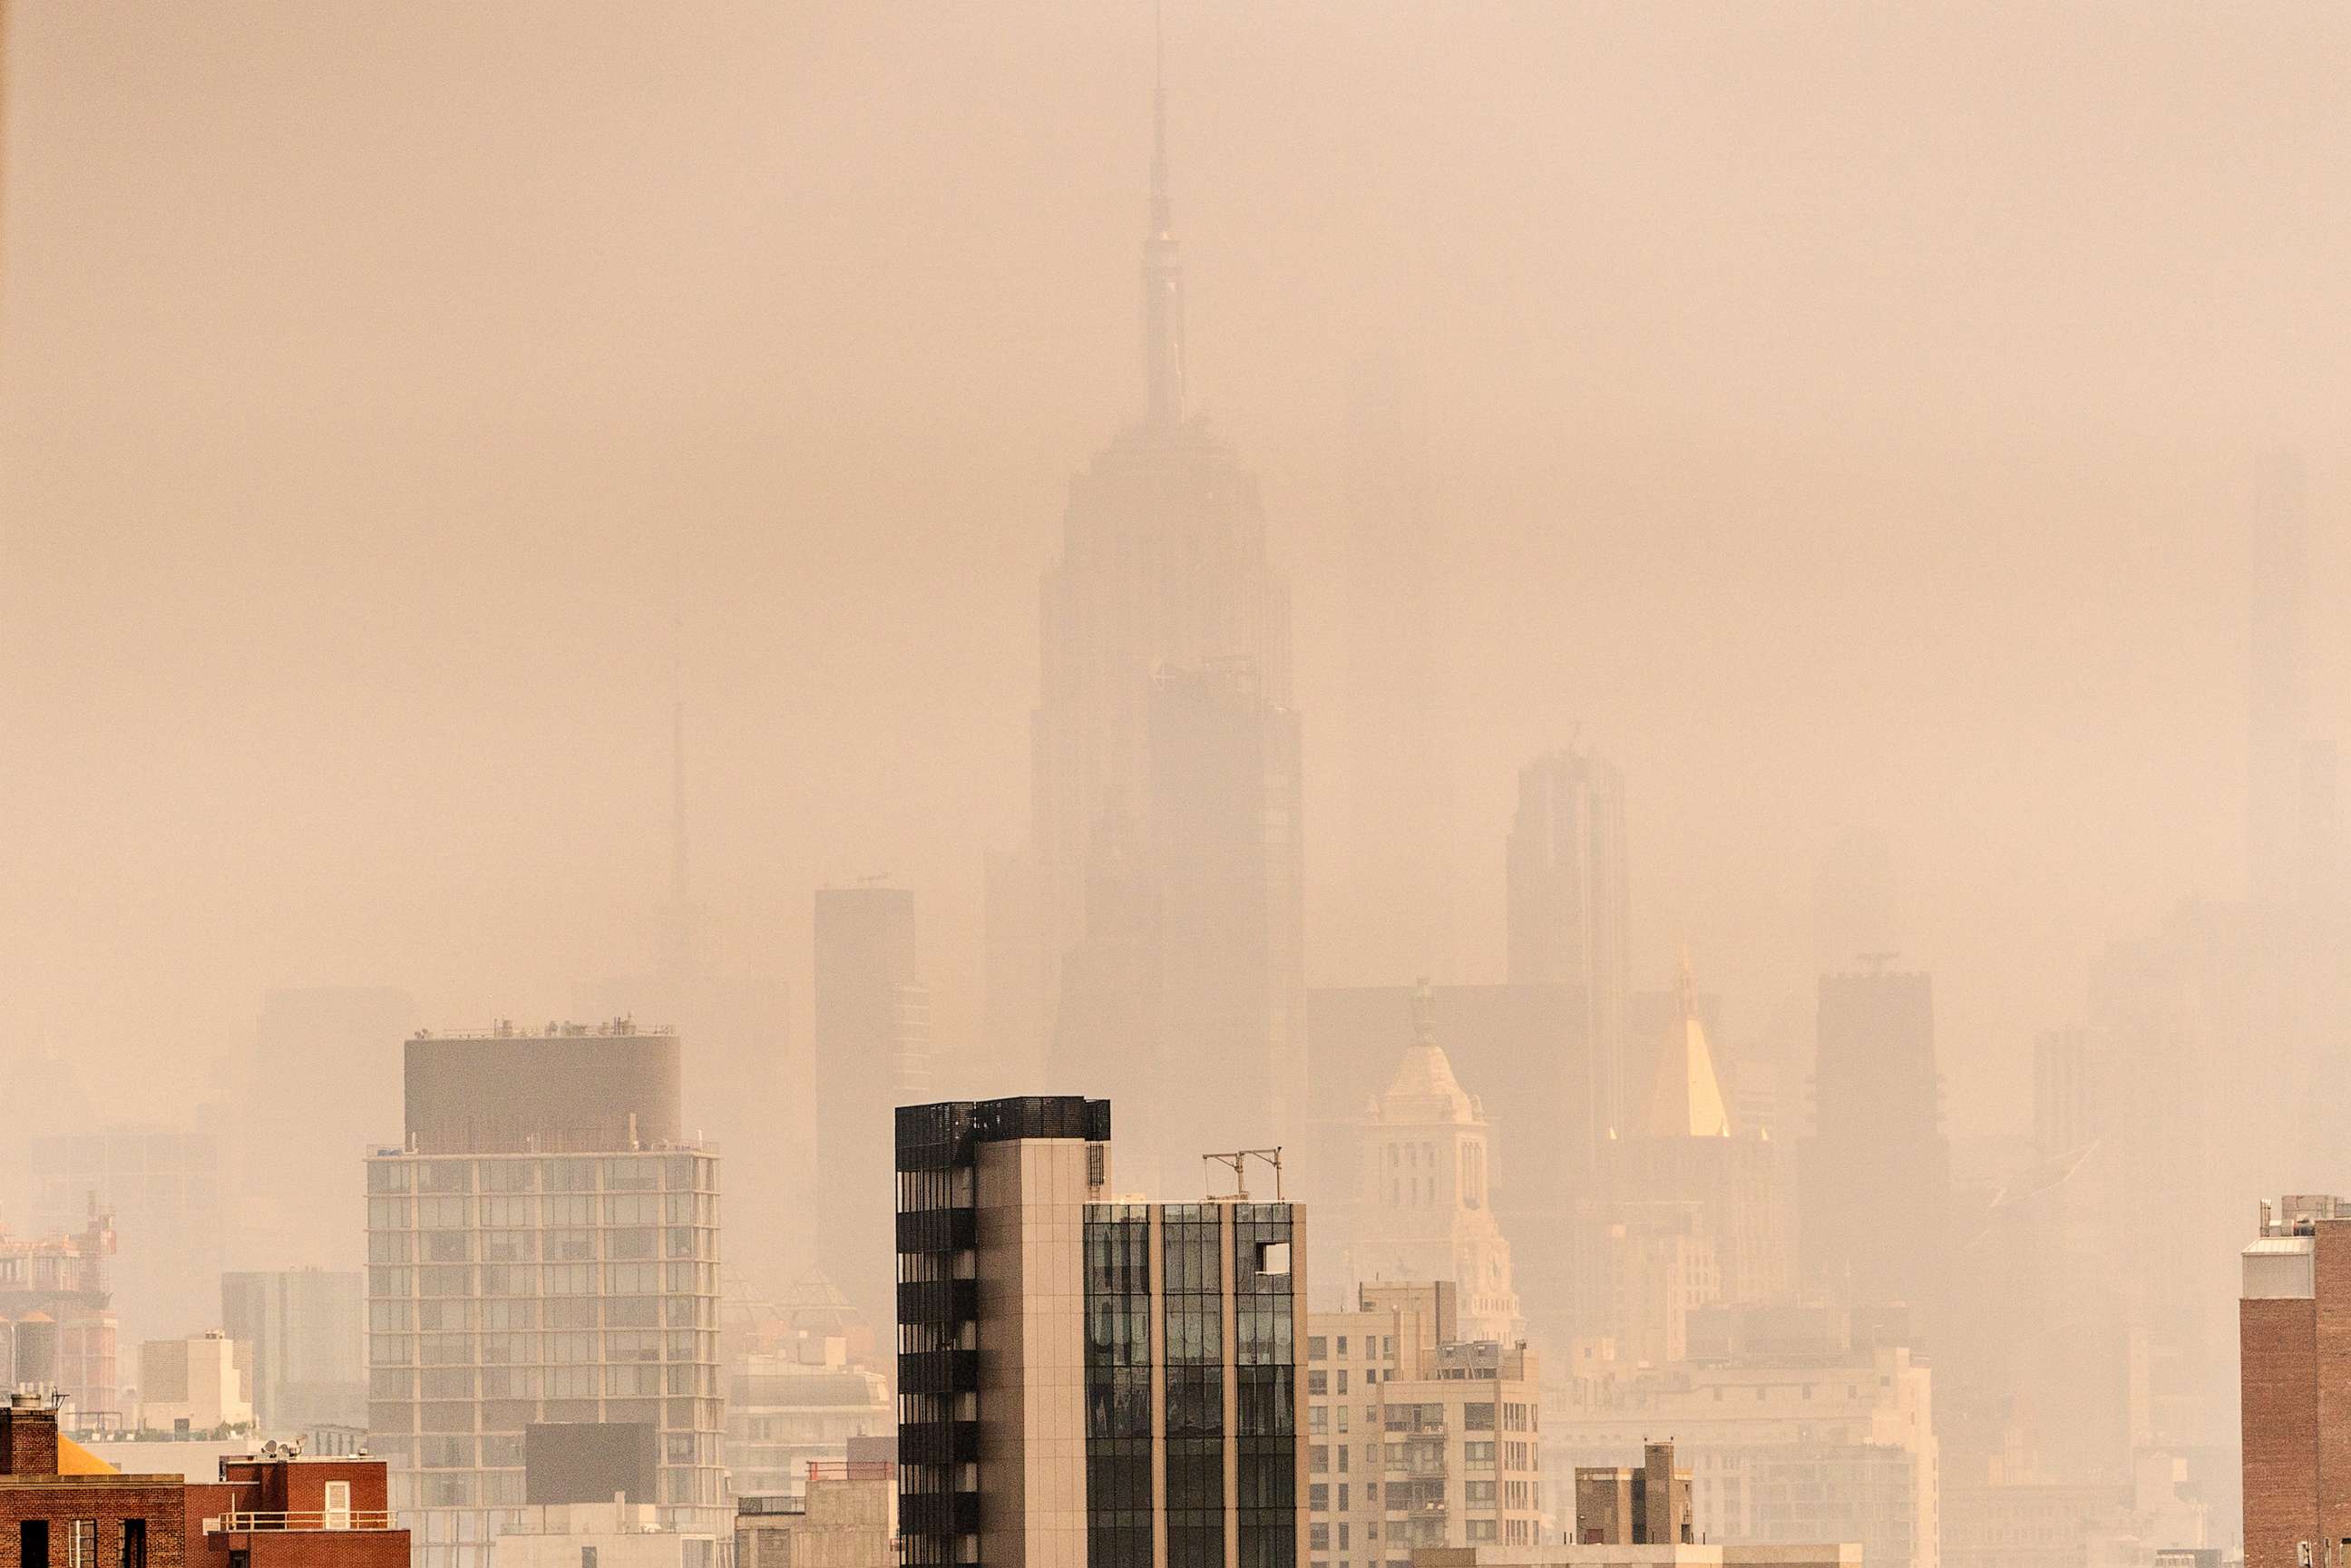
[988,26,1304,1190]
[1799,967,1950,1324]
[813,881,930,1327]
[1505,745,1632,1138]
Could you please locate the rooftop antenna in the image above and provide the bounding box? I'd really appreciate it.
[1202,1148,1283,1201]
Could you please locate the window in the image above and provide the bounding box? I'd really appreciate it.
[69,1522,95,1568]
[581,1551,598,1568]
[119,1522,145,1568]
[22,1522,47,1568]
[1338,1370,1349,1394]
[1309,1336,1329,1361]
[1309,1371,1328,1396]
[1337,1336,1348,1355]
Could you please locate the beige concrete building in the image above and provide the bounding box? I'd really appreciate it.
[1307,1281,1543,1568]
[1546,1312,1932,1568]
[138,1331,251,1435]
[736,1463,893,1568]
[895,1096,1308,1568]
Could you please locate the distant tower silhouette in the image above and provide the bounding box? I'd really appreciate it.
[986,7,1303,1189]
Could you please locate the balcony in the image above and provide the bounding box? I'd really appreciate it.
[204,1513,400,1534]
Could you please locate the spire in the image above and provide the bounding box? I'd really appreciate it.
[1640,946,1732,1139]
[1141,0,1186,424]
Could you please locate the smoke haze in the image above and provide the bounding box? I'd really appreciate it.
[4,0,2346,1140]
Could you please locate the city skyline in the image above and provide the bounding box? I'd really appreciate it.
[0,5,2338,1563]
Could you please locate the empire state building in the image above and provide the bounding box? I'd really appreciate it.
[985,34,1304,1188]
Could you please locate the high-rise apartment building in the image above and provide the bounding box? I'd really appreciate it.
[2238,1193,2351,1568]
[894,1096,1306,1568]
[366,1022,723,1568]
[1799,968,1949,1328]
[222,1268,366,1432]
[984,37,1304,1187]
[814,883,932,1329]
[1505,747,1632,1145]
[1304,1281,1543,1567]
[1346,991,1521,1344]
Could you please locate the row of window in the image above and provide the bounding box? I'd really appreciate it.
[370,1225,714,1263]
[16,1518,145,1568]
[367,1154,716,1196]
[370,1328,719,1366]
[371,1295,711,1331]
[369,1261,719,1298]
[369,1193,719,1229]
[1307,1334,1398,1363]
[372,1394,723,1434]
[1308,1440,1517,1475]
[373,1362,719,1399]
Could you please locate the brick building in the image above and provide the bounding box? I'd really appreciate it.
[2239,1193,2351,1568]
[0,1391,407,1568]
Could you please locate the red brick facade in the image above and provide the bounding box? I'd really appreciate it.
[0,1402,404,1568]
[2241,1219,2351,1568]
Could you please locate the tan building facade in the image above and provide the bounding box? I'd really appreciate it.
[1546,1338,1933,1568]
[1307,1281,1543,1568]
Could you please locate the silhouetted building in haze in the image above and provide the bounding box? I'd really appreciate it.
[812,883,929,1331]
[221,1268,364,1433]
[1799,967,1949,1331]
[1506,746,1631,1145]
[986,43,1305,1191]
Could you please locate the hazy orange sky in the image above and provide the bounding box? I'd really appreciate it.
[5,2,2348,1135]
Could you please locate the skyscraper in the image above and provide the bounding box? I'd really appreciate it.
[813,883,931,1329]
[894,1096,1305,1568]
[1505,746,1631,1144]
[1799,968,1950,1328]
[986,24,1304,1188]
[365,1022,724,1568]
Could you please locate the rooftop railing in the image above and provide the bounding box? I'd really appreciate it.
[204,1512,398,1534]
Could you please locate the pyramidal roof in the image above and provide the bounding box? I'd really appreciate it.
[1641,950,1732,1139]
[1375,980,1478,1125]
